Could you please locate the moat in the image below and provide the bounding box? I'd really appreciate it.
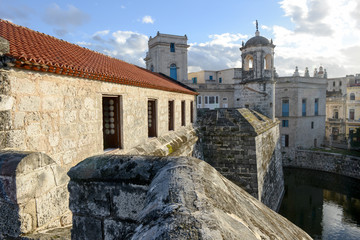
[279,168,360,240]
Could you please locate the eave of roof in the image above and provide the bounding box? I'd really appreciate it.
[0,19,197,96]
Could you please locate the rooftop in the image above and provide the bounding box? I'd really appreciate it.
[0,19,196,95]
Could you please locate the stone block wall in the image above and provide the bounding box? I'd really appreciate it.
[68,155,311,240]
[196,109,259,197]
[234,81,275,120]
[0,151,71,238]
[0,68,195,170]
[255,124,284,210]
[196,108,284,210]
[283,149,360,179]
[123,125,197,157]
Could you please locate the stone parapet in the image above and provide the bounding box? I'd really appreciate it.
[119,125,198,157]
[0,151,71,238]
[196,108,284,210]
[283,149,360,179]
[68,155,311,240]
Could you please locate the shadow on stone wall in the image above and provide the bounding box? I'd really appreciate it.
[0,151,71,238]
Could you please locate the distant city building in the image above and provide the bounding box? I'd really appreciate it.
[188,69,240,109]
[144,32,189,82]
[168,24,276,119]
[326,74,360,144]
[145,25,329,150]
[276,66,327,150]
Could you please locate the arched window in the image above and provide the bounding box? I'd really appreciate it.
[150,65,154,72]
[350,93,355,100]
[170,64,177,80]
[244,55,254,71]
[249,59,253,69]
[264,54,271,70]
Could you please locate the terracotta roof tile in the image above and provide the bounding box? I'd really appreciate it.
[0,19,196,95]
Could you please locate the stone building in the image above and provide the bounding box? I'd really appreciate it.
[159,23,276,120]
[187,68,240,109]
[0,20,197,169]
[276,66,327,152]
[144,32,189,82]
[0,19,197,236]
[326,74,360,144]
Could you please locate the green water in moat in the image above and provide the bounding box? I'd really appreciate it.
[279,168,360,240]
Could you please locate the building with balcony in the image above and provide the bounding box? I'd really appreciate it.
[326,74,360,144]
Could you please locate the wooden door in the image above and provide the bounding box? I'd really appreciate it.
[148,100,157,137]
[102,97,120,149]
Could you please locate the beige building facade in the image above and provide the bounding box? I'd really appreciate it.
[276,75,327,149]
[0,20,197,170]
[187,69,240,109]
[1,69,196,170]
[144,32,189,82]
[326,74,360,144]
[185,27,276,119]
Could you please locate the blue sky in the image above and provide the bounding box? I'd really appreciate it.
[1,0,360,77]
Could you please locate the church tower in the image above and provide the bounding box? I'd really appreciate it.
[240,20,275,81]
[235,21,276,119]
[144,32,189,81]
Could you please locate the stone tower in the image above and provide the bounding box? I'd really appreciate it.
[234,21,276,119]
[144,32,189,81]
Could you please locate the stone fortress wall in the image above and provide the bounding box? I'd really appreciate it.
[68,155,311,240]
[195,108,284,211]
[0,67,196,237]
[283,149,360,180]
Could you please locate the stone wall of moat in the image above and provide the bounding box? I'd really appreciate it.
[195,108,284,210]
[283,149,360,179]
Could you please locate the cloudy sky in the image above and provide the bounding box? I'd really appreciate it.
[1,0,360,78]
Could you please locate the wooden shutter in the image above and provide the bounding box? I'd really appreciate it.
[148,100,157,137]
[169,101,174,131]
[102,96,121,149]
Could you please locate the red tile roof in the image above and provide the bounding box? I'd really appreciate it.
[0,19,196,95]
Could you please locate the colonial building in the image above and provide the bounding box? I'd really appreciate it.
[326,74,360,144]
[144,32,189,82]
[152,23,276,119]
[188,68,240,109]
[0,21,197,170]
[0,20,198,235]
[276,67,327,150]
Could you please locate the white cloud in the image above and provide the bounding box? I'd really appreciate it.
[76,41,92,46]
[86,30,149,66]
[274,0,360,77]
[142,15,154,24]
[93,30,110,37]
[43,3,90,36]
[188,33,247,71]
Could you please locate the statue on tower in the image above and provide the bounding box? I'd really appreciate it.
[256,20,258,31]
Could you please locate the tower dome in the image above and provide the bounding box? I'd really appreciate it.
[240,20,275,80]
[244,35,270,47]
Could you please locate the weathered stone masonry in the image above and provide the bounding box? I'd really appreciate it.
[68,155,311,240]
[196,108,284,210]
[0,68,196,170]
[0,151,70,238]
[283,149,360,180]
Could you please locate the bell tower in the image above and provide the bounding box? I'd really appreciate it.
[144,32,189,82]
[240,20,275,80]
[235,21,276,119]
